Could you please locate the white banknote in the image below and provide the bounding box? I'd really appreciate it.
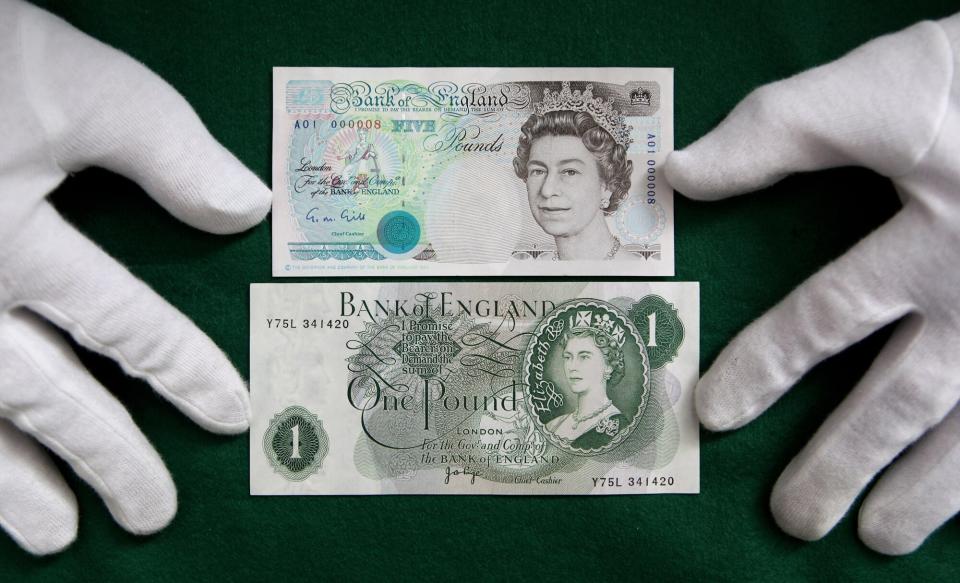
[250,282,698,494]
[272,68,674,276]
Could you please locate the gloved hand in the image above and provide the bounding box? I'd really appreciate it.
[0,0,270,555]
[666,13,960,555]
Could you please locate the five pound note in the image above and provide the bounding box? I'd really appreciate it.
[250,282,698,494]
[272,68,674,276]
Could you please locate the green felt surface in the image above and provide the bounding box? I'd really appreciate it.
[3,0,959,580]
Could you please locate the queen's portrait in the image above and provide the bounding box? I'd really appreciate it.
[545,323,628,449]
[513,82,635,261]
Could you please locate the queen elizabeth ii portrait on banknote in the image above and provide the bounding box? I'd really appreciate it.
[545,325,628,447]
[513,82,635,261]
[523,300,650,455]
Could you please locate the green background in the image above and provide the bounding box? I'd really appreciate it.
[4,0,958,580]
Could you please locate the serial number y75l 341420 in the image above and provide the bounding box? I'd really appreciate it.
[592,476,676,488]
[264,318,350,329]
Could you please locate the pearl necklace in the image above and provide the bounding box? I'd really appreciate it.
[571,399,613,429]
[554,237,621,261]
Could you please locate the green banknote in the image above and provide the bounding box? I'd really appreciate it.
[250,282,698,494]
[272,68,674,276]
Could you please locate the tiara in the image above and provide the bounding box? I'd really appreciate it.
[568,310,626,348]
[535,82,633,148]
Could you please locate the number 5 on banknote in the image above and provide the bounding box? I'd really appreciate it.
[250,282,698,494]
[272,68,674,276]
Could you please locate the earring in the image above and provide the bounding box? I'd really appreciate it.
[601,198,610,209]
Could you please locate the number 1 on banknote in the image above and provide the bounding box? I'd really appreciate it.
[272,68,674,276]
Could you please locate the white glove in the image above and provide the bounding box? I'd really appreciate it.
[666,13,960,555]
[0,0,270,555]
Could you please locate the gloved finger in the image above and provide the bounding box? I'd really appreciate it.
[769,317,960,542]
[0,419,77,555]
[16,1,270,234]
[0,309,176,535]
[858,401,960,555]
[696,211,915,431]
[665,20,951,200]
[6,203,250,434]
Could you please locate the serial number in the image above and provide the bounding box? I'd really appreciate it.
[293,119,382,130]
[592,476,675,488]
[265,318,350,330]
[332,119,382,130]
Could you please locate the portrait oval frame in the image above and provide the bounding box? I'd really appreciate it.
[522,299,651,456]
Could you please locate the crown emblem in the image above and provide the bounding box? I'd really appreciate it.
[568,310,626,348]
[630,88,651,107]
[535,82,633,148]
